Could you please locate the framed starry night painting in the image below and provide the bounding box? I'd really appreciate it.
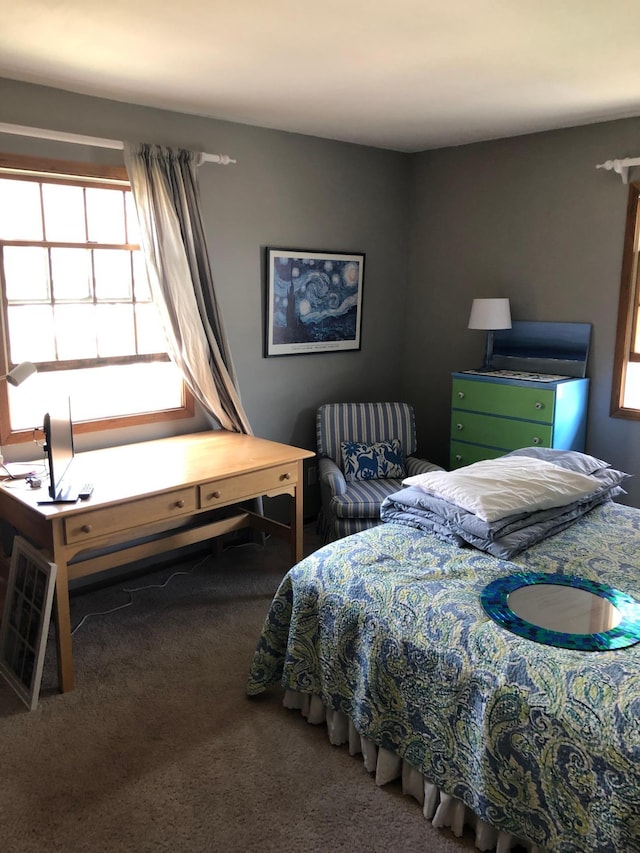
[265,248,365,356]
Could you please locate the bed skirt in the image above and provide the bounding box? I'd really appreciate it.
[283,689,540,853]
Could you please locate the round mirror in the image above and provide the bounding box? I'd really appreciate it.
[481,572,640,650]
[507,584,622,634]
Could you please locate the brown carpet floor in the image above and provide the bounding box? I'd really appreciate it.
[1,526,481,853]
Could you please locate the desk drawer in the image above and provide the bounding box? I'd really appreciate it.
[200,463,298,508]
[65,487,197,544]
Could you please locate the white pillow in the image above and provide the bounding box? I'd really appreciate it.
[403,456,601,522]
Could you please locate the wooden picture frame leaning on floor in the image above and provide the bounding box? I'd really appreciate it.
[0,537,57,710]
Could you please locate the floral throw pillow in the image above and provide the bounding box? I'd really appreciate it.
[341,438,406,481]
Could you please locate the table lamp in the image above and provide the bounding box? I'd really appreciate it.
[468,298,512,370]
[1,361,37,386]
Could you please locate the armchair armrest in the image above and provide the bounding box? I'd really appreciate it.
[318,457,347,497]
[405,456,445,477]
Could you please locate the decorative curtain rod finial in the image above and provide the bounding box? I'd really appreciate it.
[596,157,640,185]
[202,153,237,165]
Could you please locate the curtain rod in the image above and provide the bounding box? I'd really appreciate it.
[596,157,640,184]
[0,122,236,165]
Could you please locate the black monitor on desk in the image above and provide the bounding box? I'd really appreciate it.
[43,398,77,502]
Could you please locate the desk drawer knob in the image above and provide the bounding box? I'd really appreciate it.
[208,491,221,500]
[534,402,543,410]
[281,472,292,481]
[532,436,541,445]
[175,499,185,508]
[456,423,464,431]
[81,524,93,534]
[457,391,465,399]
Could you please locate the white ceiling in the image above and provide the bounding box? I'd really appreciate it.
[2,1,640,153]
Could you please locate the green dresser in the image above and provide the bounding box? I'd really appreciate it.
[450,372,589,469]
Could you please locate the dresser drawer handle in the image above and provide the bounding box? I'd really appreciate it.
[457,391,465,399]
[534,402,543,410]
[281,472,292,481]
[532,436,541,445]
[208,491,221,500]
[455,454,462,462]
[456,423,464,431]
[175,499,185,508]
[81,524,93,534]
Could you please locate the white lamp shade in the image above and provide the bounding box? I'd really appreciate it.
[468,298,512,331]
[3,361,37,386]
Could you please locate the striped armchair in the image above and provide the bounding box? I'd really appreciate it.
[316,402,443,543]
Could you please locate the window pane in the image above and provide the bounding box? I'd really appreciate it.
[125,193,140,244]
[3,246,49,301]
[71,363,183,420]
[5,370,49,433]
[623,361,640,408]
[43,184,85,242]
[51,248,91,300]
[86,187,126,243]
[132,252,151,300]
[96,304,135,356]
[136,303,167,353]
[55,305,97,359]
[94,249,132,300]
[0,179,43,240]
[7,305,56,361]
[8,362,184,430]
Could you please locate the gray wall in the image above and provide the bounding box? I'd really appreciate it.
[0,79,411,515]
[2,78,640,510]
[404,118,640,505]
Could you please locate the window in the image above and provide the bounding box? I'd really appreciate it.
[611,180,640,418]
[0,153,193,445]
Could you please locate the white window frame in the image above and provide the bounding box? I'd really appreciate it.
[0,152,193,446]
[611,180,640,419]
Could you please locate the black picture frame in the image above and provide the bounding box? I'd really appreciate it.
[265,247,365,356]
[0,537,57,710]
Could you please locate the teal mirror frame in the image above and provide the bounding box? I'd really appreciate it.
[481,572,640,650]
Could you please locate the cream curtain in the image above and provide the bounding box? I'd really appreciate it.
[123,143,252,434]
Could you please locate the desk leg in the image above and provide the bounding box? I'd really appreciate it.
[291,460,304,565]
[52,525,74,692]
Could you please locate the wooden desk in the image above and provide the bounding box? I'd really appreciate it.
[0,430,314,693]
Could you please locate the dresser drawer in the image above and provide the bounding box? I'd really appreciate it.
[452,378,555,423]
[65,487,197,544]
[200,463,298,508]
[451,411,553,451]
[450,441,505,469]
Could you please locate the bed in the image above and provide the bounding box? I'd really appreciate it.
[246,449,640,852]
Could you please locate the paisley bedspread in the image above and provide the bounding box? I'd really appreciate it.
[247,501,640,852]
